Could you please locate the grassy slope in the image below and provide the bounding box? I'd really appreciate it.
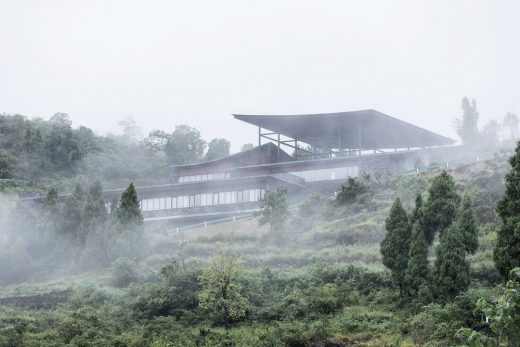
[0,156,509,346]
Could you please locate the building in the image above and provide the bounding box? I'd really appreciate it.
[24,110,456,223]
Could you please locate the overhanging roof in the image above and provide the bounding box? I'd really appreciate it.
[233,110,454,149]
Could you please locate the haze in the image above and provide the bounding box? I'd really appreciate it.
[1,0,519,151]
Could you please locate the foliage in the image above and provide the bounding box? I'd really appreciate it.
[433,223,470,300]
[204,138,230,161]
[110,257,138,287]
[164,125,206,165]
[405,223,430,299]
[198,256,248,327]
[495,142,520,278]
[380,198,411,297]
[458,195,479,255]
[335,176,369,204]
[117,182,143,226]
[257,187,289,234]
[454,97,480,145]
[421,170,461,244]
[456,267,520,347]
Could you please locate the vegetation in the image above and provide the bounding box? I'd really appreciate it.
[1,109,520,346]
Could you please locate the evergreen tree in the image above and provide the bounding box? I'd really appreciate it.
[380,198,412,297]
[80,181,108,242]
[457,195,478,255]
[421,171,461,245]
[116,182,143,226]
[433,223,470,300]
[410,193,423,226]
[495,142,520,278]
[61,183,86,240]
[405,223,430,298]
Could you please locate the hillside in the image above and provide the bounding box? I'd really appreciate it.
[0,153,511,346]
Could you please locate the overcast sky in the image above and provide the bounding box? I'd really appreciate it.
[1,0,519,152]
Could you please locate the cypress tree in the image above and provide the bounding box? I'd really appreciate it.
[80,181,108,243]
[433,223,470,300]
[457,195,478,255]
[421,171,461,245]
[405,197,430,297]
[494,142,520,278]
[117,182,143,226]
[380,198,412,297]
[62,183,86,240]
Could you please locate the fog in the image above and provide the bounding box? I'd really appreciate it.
[1,0,520,151]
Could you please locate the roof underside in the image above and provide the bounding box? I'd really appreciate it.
[234,110,454,149]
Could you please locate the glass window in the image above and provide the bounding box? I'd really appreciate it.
[225,192,232,204]
[202,174,208,181]
[189,195,195,207]
[243,190,250,202]
[195,194,201,207]
[172,197,177,209]
[201,194,207,206]
[316,169,333,181]
[183,196,189,208]
[260,189,266,199]
[249,190,255,202]
[213,192,219,204]
[232,191,237,203]
[237,191,243,203]
[207,173,213,180]
[225,172,231,179]
[166,197,172,209]
[152,198,159,210]
[195,175,201,181]
[219,192,225,204]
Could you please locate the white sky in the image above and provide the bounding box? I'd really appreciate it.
[1,0,519,152]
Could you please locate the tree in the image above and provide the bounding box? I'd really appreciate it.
[503,112,519,142]
[433,223,470,300]
[240,143,255,152]
[456,267,520,346]
[405,223,430,298]
[421,171,461,245]
[257,187,289,234]
[457,195,479,255]
[198,256,248,327]
[481,120,500,148]
[204,138,230,161]
[61,183,86,240]
[453,97,479,145]
[335,177,369,205]
[380,198,412,297]
[495,142,520,278]
[164,125,206,165]
[405,194,430,298]
[116,182,143,226]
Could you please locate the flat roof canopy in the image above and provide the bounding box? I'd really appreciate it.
[234,110,454,150]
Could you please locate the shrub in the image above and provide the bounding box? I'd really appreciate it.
[110,257,138,287]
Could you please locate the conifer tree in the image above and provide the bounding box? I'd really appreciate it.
[421,171,461,245]
[494,142,520,278]
[80,181,108,242]
[117,182,143,226]
[410,193,423,226]
[433,223,470,300]
[457,195,478,255]
[380,198,412,297]
[405,223,430,297]
[62,183,86,240]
